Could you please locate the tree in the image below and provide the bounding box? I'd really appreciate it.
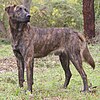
[23,0,32,12]
[83,0,95,39]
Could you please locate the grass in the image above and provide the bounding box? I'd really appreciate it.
[0,40,100,100]
[0,39,13,58]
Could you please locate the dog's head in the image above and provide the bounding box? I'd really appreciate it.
[5,5,31,23]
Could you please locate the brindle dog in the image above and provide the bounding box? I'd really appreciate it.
[5,5,95,93]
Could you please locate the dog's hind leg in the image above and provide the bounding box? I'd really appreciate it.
[14,50,25,87]
[69,50,89,92]
[59,52,72,88]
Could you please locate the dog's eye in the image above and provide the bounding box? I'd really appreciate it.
[24,8,29,12]
[19,7,22,10]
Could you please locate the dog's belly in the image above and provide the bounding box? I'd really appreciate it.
[34,40,63,58]
[33,38,64,58]
[34,47,64,58]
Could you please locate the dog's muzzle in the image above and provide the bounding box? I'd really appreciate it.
[25,14,31,22]
[26,14,31,18]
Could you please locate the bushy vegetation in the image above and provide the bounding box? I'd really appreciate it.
[0,0,100,37]
[95,0,100,41]
[31,0,83,30]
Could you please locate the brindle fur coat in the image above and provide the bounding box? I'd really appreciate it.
[5,5,95,93]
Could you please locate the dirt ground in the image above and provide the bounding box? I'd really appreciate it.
[0,57,17,73]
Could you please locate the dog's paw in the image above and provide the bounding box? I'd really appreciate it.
[80,86,97,94]
[80,89,89,93]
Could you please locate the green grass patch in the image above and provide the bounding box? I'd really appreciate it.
[0,41,100,100]
[0,39,13,58]
[0,64,100,100]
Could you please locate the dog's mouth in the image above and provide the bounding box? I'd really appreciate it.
[23,14,31,22]
[21,18,30,23]
[11,17,30,23]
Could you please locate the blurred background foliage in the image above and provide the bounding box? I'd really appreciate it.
[31,0,83,29]
[0,0,100,39]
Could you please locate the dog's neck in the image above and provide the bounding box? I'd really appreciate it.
[9,19,30,44]
[9,19,30,49]
[9,18,28,32]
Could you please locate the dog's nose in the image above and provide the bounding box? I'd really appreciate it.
[26,14,31,18]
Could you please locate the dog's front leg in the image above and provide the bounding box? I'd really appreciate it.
[13,50,25,87]
[24,54,34,93]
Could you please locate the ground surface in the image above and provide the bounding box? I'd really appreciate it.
[0,40,100,100]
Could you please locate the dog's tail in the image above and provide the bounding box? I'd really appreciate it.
[78,33,95,69]
[83,45,95,69]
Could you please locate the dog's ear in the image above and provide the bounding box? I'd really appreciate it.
[5,6,10,13]
[5,5,16,16]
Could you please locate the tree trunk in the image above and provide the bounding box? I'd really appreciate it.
[83,0,95,39]
[23,0,32,12]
